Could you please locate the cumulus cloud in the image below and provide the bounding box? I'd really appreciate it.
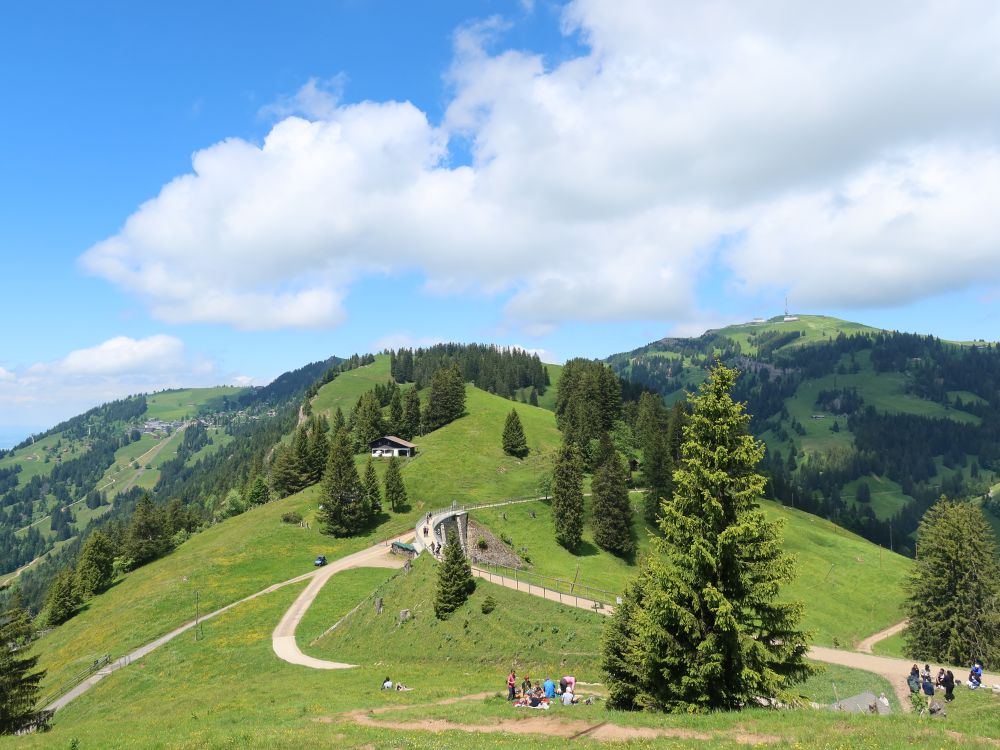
[0,336,224,430]
[81,1,1000,332]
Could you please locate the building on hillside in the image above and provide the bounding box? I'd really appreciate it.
[370,436,417,458]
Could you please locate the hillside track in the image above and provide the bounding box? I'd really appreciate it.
[271,532,412,669]
[856,619,908,653]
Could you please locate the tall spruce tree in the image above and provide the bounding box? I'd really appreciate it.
[318,430,370,536]
[362,457,383,517]
[74,530,114,599]
[354,390,386,448]
[124,494,171,568]
[601,363,812,712]
[388,388,403,435]
[552,441,584,551]
[502,408,529,458]
[591,452,636,558]
[244,473,270,506]
[332,406,347,433]
[0,607,47,735]
[903,498,1000,666]
[642,432,672,526]
[434,528,476,619]
[45,567,80,626]
[400,389,421,439]
[424,363,466,430]
[383,456,408,512]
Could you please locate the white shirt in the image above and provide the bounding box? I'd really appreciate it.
[561,691,574,706]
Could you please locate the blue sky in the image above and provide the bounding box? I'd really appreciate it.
[2,0,999,443]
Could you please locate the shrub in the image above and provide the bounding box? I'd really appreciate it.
[481,595,497,614]
[281,511,303,524]
[477,537,488,551]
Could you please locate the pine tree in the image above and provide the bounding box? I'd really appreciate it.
[502,409,529,458]
[903,498,1000,666]
[332,406,347,433]
[45,567,80,626]
[424,363,466,430]
[270,443,299,498]
[434,528,476,619]
[383,456,408,512]
[74,530,114,599]
[0,607,47,735]
[528,387,539,406]
[306,416,330,485]
[592,452,636,558]
[362,457,383,517]
[124,494,171,568]
[388,388,403,435]
[642,431,672,526]
[552,441,584,551]
[601,363,813,712]
[244,473,270,506]
[354,390,386,448]
[318,430,368,536]
[400,389,421,439]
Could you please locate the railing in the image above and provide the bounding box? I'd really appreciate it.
[471,561,618,611]
[37,654,112,709]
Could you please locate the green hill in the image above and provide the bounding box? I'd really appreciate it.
[608,315,1000,555]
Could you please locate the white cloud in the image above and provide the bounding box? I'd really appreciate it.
[81,1,1000,332]
[0,336,228,430]
[51,335,186,376]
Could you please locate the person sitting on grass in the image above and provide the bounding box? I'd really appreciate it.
[381,677,392,690]
[542,676,555,699]
[521,675,532,693]
[561,688,577,706]
[969,663,983,690]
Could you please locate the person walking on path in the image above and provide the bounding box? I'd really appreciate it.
[507,670,517,701]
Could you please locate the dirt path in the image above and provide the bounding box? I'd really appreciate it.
[857,619,908,653]
[271,532,413,669]
[330,691,776,744]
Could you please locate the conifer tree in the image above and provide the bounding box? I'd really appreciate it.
[45,567,80,626]
[903,498,1000,665]
[388,388,403,435]
[601,364,812,712]
[306,416,330,485]
[0,607,47,735]
[502,408,529,458]
[552,441,584,551]
[592,452,636,558]
[642,432,672,526]
[244,473,270,506]
[400,389,421,439]
[434,528,476,619]
[74,530,114,599]
[362,457,383,517]
[270,443,299,498]
[383,456,408,512]
[318,430,368,536]
[354,390,386,448]
[529,387,539,407]
[124,494,171,568]
[332,406,347,434]
[424,363,466,430]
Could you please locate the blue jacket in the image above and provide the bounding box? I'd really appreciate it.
[543,679,555,698]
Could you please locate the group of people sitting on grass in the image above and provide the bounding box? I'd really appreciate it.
[907,662,985,706]
[506,671,587,708]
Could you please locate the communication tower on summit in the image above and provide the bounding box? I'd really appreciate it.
[783,296,798,322]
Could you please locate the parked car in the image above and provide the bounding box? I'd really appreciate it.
[314,555,327,567]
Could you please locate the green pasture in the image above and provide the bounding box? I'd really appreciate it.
[474,496,910,648]
[310,356,396,419]
[145,387,245,421]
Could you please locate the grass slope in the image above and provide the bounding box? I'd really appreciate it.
[474,496,911,648]
[145,387,246,421]
[401,385,562,506]
[311,356,395,419]
[717,314,881,355]
[12,553,998,750]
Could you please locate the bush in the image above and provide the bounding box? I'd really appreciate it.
[481,595,497,614]
[281,511,303,524]
[477,537,488,551]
